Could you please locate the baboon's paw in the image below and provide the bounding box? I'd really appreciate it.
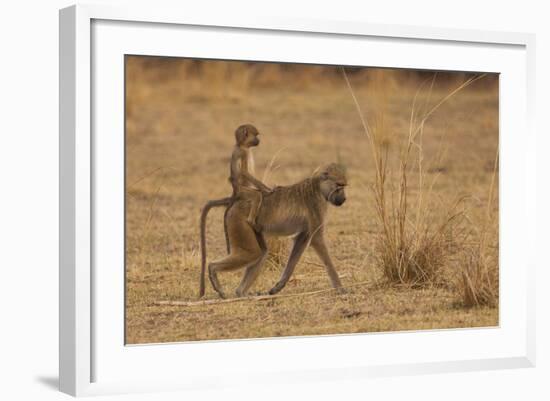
[268,286,281,295]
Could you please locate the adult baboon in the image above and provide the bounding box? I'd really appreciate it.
[199,163,347,298]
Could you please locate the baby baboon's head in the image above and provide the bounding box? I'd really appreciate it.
[318,163,347,206]
[235,124,260,148]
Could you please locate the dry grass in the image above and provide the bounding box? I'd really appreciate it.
[461,245,499,307]
[342,70,486,288]
[125,57,499,344]
[459,151,499,307]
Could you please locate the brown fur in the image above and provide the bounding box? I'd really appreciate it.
[200,163,347,298]
[199,124,270,297]
[229,124,271,230]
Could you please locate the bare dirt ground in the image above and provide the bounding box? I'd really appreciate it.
[125,57,498,344]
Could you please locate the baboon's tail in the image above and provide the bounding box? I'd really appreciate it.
[199,197,233,298]
[223,204,232,254]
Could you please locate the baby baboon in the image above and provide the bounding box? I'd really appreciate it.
[199,124,271,297]
[229,124,272,231]
[200,163,347,298]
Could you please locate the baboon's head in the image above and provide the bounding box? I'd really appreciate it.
[235,124,260,148]
[318,163,347,207]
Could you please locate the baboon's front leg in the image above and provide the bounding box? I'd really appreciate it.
[269,232,310,295]
[310,232,342,289]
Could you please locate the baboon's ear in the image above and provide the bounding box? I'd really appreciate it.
[235,125,248,144]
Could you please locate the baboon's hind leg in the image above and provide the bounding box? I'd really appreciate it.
[235,232,268,297]
[208,252,259,299]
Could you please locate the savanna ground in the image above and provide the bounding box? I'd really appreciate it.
[125,57,499,344]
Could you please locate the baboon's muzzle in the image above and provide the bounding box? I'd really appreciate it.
[331,193,346,206]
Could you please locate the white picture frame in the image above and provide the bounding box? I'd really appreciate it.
[59,3,536,397]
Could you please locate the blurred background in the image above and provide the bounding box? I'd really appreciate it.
[125,56,498,344]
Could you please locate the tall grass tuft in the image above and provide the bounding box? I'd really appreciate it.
[459,150,499,307]
[342,68,485,287]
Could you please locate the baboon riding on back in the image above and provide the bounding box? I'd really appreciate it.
[200,124,347,298]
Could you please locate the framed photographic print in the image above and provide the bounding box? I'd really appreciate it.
[59,4,536,397]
